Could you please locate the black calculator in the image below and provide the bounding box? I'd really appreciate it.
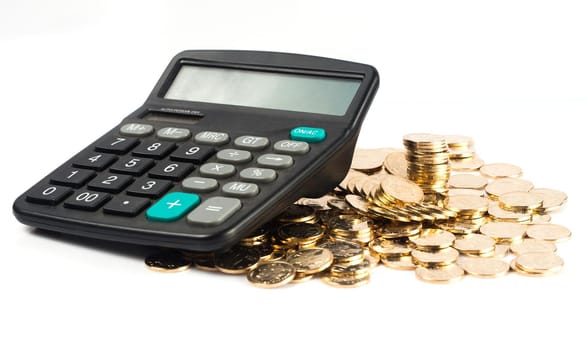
[13,50,378,251]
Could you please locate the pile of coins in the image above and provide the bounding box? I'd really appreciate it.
[145,133,570,287]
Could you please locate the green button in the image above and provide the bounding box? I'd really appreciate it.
[290,126,326,143]
[146,192,200,222]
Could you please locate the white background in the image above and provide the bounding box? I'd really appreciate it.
[1,1,584,349]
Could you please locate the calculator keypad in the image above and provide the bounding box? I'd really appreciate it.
[24,122,323,232]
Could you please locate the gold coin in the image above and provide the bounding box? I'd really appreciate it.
[493,244,510,258]
[485,178,534,199]
[448,188,485,198]
[247,261,296,288]
[450,157,484,172]
[330,259,371,279]
[529,188,568,212]
[286,248,334,274]
[368,237,411,258]
[409,228,455,250]
[214,246,260,274]
[145,251,191,273]
[436,221,481,235]
[444,195,489,217]
[411,247,459,267]
[512,252,564,276]
[338,169,361,192]
[453,234,495,255]
[448,148,476,159]
[448,174,488,190]
[415,265,464,284]
[525,224,571,243]
[291,271,314,283]
[510,238,557,255]
[479,221,527,244]
[376,222,422,239]
[379,175,425,203]
[318,240,364,264]
[351,148,400,173]
[480,163,522,178]
[499,191,543,212]
[383,151,408,178]
[276,222,325,245]
[189,253,217,271]
[488,201,532,222]
[531,214,552,224]
[327,197,354,212]
[458,258,509,278]
[295,195,333,211]
[403,133,448,148]
[444,134,474,149]
[277,204,317,223]
[380,256,416,270]
[322,274,370,288]
[345,194,371,215]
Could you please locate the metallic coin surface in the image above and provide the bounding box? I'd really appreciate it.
[322,274,370,288]
[383,151,409,178]
[411,247,459,267]
[415,265,464,284]
[247,261,296,288]
[450,157,485,172]
[286,248,334,274]
[499,192,543,212]
[214,246,260,274]
[145,251,191,273]
[512,252,564,276]
[526,224,571,242]
[510,238,557,255]
[485,178,534,199]
[448,174,488,190]
[409,229,455,250]
[459,258,509,278]
[453,234,495,255]
[480,163,523,178]
[529,188,567,212]
[480,221,527,243]
[379,175,425,204]
[380,256,417,270]
[318,240,364,264]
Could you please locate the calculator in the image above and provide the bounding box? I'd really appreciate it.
[13,50,379,251]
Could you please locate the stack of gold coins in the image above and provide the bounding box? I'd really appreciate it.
[403,133,451,198]
[273,222,325,251]
[445,134,475,160]
[145,134,571,287]
[327,214,374,245]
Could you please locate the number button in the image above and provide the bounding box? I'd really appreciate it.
[170,143,215,163]
[110,156,155,175]
[156,127,191,141]
[148,161,193,180]
[199,162,236,178]
[187,196,242,226]
[239,167,277,183]
[234,136,269,150]
[146,192,201,222]
[95,136,139,154]
[216,149,252,164]
[64,190,111,211]
[72,152,117,170]
[257,154,293,169]
[132,140,176,159]
[274,140,310,155]
[50,167,96,188]
[103,195,151,217]
[25,184,72,205]
[194,131,230,145]
[87,173,134,193]
[120,123,153,136]
[126,176,172,198]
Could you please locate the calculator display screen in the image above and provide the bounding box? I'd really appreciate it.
[164,65,361,116]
